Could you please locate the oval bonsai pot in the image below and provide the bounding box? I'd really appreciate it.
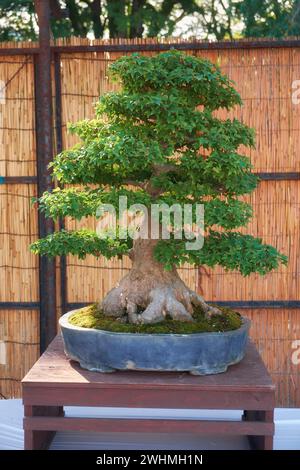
[59,311,250,375]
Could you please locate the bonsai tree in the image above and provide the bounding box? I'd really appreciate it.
[31,51,287,325]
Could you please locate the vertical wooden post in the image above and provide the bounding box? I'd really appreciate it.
[34,0,57,352]
[54,52,67,316]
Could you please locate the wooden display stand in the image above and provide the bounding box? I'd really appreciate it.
[22,335,275,450]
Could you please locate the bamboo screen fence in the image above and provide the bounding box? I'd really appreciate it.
[0,38,299,406]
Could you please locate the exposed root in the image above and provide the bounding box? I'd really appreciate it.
[189,291,223,319]
[101,285,126,318]
[135,287,195,324]
[101,281,222,324]
[100,227,222,325]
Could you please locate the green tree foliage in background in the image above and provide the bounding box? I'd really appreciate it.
[0,0,205,40]
[0,0,299,41]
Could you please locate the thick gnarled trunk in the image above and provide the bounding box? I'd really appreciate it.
[101,236,221,324]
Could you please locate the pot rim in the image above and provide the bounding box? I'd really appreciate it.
[59,309,250,338]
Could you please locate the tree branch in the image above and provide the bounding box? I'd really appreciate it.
[123,180,147,189]
[65,0,87,36]
[49,0,64,20]
[90,0,104,38]
[129,0,146,38]
[172,9,187,26]
[151,163,180,175]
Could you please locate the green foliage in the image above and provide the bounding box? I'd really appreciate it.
[37,187,152,220]
[108,53,242,109]
[31,50,287,277]
[203,199,253,229]
[201,151,258,195]
[0,0,211,41]
[183,0,299,40]
[1,1,298,42]
[36,186,252,230]
[235,0,300,38]
[0,0,36,41]
[155,232,288,275]
[31,229,132,259]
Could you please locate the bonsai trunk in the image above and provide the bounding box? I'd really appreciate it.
[101,233,221,324]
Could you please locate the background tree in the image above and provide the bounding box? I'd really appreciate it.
[31,51,287,324]
[0,0,203,40]
[0,0,299,41]
[235,0,300,38]
[171,1,300,39]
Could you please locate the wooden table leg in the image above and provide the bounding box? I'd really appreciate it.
[243,410,274,450]
[24,405,64,450]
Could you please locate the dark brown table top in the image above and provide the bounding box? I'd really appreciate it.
[22,335,274,392]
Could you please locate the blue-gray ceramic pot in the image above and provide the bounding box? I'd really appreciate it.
[59,311,250,375]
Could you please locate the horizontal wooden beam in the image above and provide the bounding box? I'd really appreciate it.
[0,174,298,185]
[256,172,300,181]
[0,48,40,56]
[24,416,274,435]
[0,176,37,184]
[1,300,299,311]
[212,300,300,309]
[66,300,300,311]
[52,40,300,53]
[1,300,299,312]
[0,302,39,310]
[1,39,300,56]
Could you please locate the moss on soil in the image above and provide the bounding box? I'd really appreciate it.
[69,304,242,334]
